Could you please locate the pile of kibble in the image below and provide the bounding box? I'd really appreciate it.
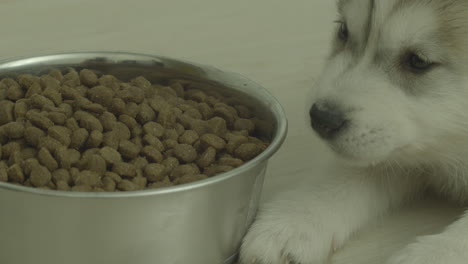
[0,68,269,192]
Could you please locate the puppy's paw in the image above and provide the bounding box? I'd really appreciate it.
[239,209,335,264]
[386,235,468,264]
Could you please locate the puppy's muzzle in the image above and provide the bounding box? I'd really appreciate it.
[309,103,347,139]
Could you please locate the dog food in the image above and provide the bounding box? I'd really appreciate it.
[0,68,269,192]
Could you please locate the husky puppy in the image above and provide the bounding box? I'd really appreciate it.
[240,0,468,263]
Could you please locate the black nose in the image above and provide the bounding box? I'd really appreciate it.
[309,103,347,139]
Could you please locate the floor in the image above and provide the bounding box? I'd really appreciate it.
[0,0,463,263]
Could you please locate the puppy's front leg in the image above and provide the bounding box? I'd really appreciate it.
[387,211,468,264]
[240,169,420,264]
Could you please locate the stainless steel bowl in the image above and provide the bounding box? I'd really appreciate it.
[0,52,287,264]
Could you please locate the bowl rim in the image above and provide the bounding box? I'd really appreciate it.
[0,51,288,198]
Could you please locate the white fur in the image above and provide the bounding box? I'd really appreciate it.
[240,0,468,263]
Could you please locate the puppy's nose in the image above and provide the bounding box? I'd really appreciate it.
[309,103,347,139]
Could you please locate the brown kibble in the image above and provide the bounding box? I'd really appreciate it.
[17,74,39,89]
[25,82,42,98]
[0,100,14,125]
[207,117,228,137]
[20,148,37,160]
[117,179,138,191]
[7,164,24,183]
[200,133,226,150]
[48,126,71,146]
[163,139,178,150]
[234,143,263,161]
[170,164,200,179]
[55,148,80,169]
[173,144,197,163]
[102,131,120,149]
[30,94,55,110]
[179,130,199,145]
[65,118,80,131]
[112,162,136,178]
[136,103,155,123]
[56,181,71,191]
[70,128,89,149]
[42,87,62,106]
[102,177,116,191]
[161,158,179,175]
[29,165,52,187]
[37,136,63,155]
[48,69,63,81]
[26,110,54,129]
[175,174,208,185]
[98,75,120,90]
[0,166,7,182]
[204,165,235,177]
[7,84,24,101]
[88,85,114,106]
[157,107,177,127]
[132,176,147,189]
[143,163,166,182]
[143,134,164,151]
[52,169,71,185]
[141,146,163,163]
[62,69,81,87]
[143,122,164,138]
[234,118,255,133]
[48,112,67,125]
[24,126,45,146]
[1,121,25,139]
[74,111,103,132]
[119,140,141,159]
[218,157,244,167]
[130,76,151,88]
[104,171,122,183]
[1,142,22,159]
[38,148,58,171]
[86,130,103,148]
[74,170,100,187]
[99,146,122,164]
[118,115,138,129]
[196,147,216,168]
[117,86,145,104]
[111,122,131,140]
[14,100,29,119]
[110,98,126,115]
[79,69,98,87]
[100,112,117,131]
[148,179,174,189]
[226,134,249,154]
[85,154,107,174]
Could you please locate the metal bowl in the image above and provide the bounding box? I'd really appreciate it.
[0,52,287,264]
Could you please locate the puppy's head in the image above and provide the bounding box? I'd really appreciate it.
[311,0,468,167]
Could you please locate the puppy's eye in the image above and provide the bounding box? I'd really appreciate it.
[335,21,349,42]
[407,53,434,72]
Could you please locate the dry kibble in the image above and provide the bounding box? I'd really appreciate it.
[29,164,52,187]
[86,130,103,148]
[175,174,208,185]
[38,148,58,171]
[143,122,164,138]
[48,126,71,146]
[0,100,14,125]
[170,164,200,179]
[88,86,114,106]
[74,170,100,187]
[196,147,216,168]
[99,146,122,164]
[179,130,199,145]
[1,121,25,139]
[234,118,255,133]
[102,177,116,191]
[0,68,270,191]
[234,143,263,161]
[141,146,163,163]
[26,110,54,129]
[56,181,71,191]
[200,134,226,150]
[174,144,197,163]
[74,111,103,132]
[132,176,147,189]
[7,164,24,183]
[79,69,98,87]
[52,169,71,185]
[70,128,89,149]
[119,140,141,159]
[112,162,136,178]
[204,165,235,177]
[117,179,138,191]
